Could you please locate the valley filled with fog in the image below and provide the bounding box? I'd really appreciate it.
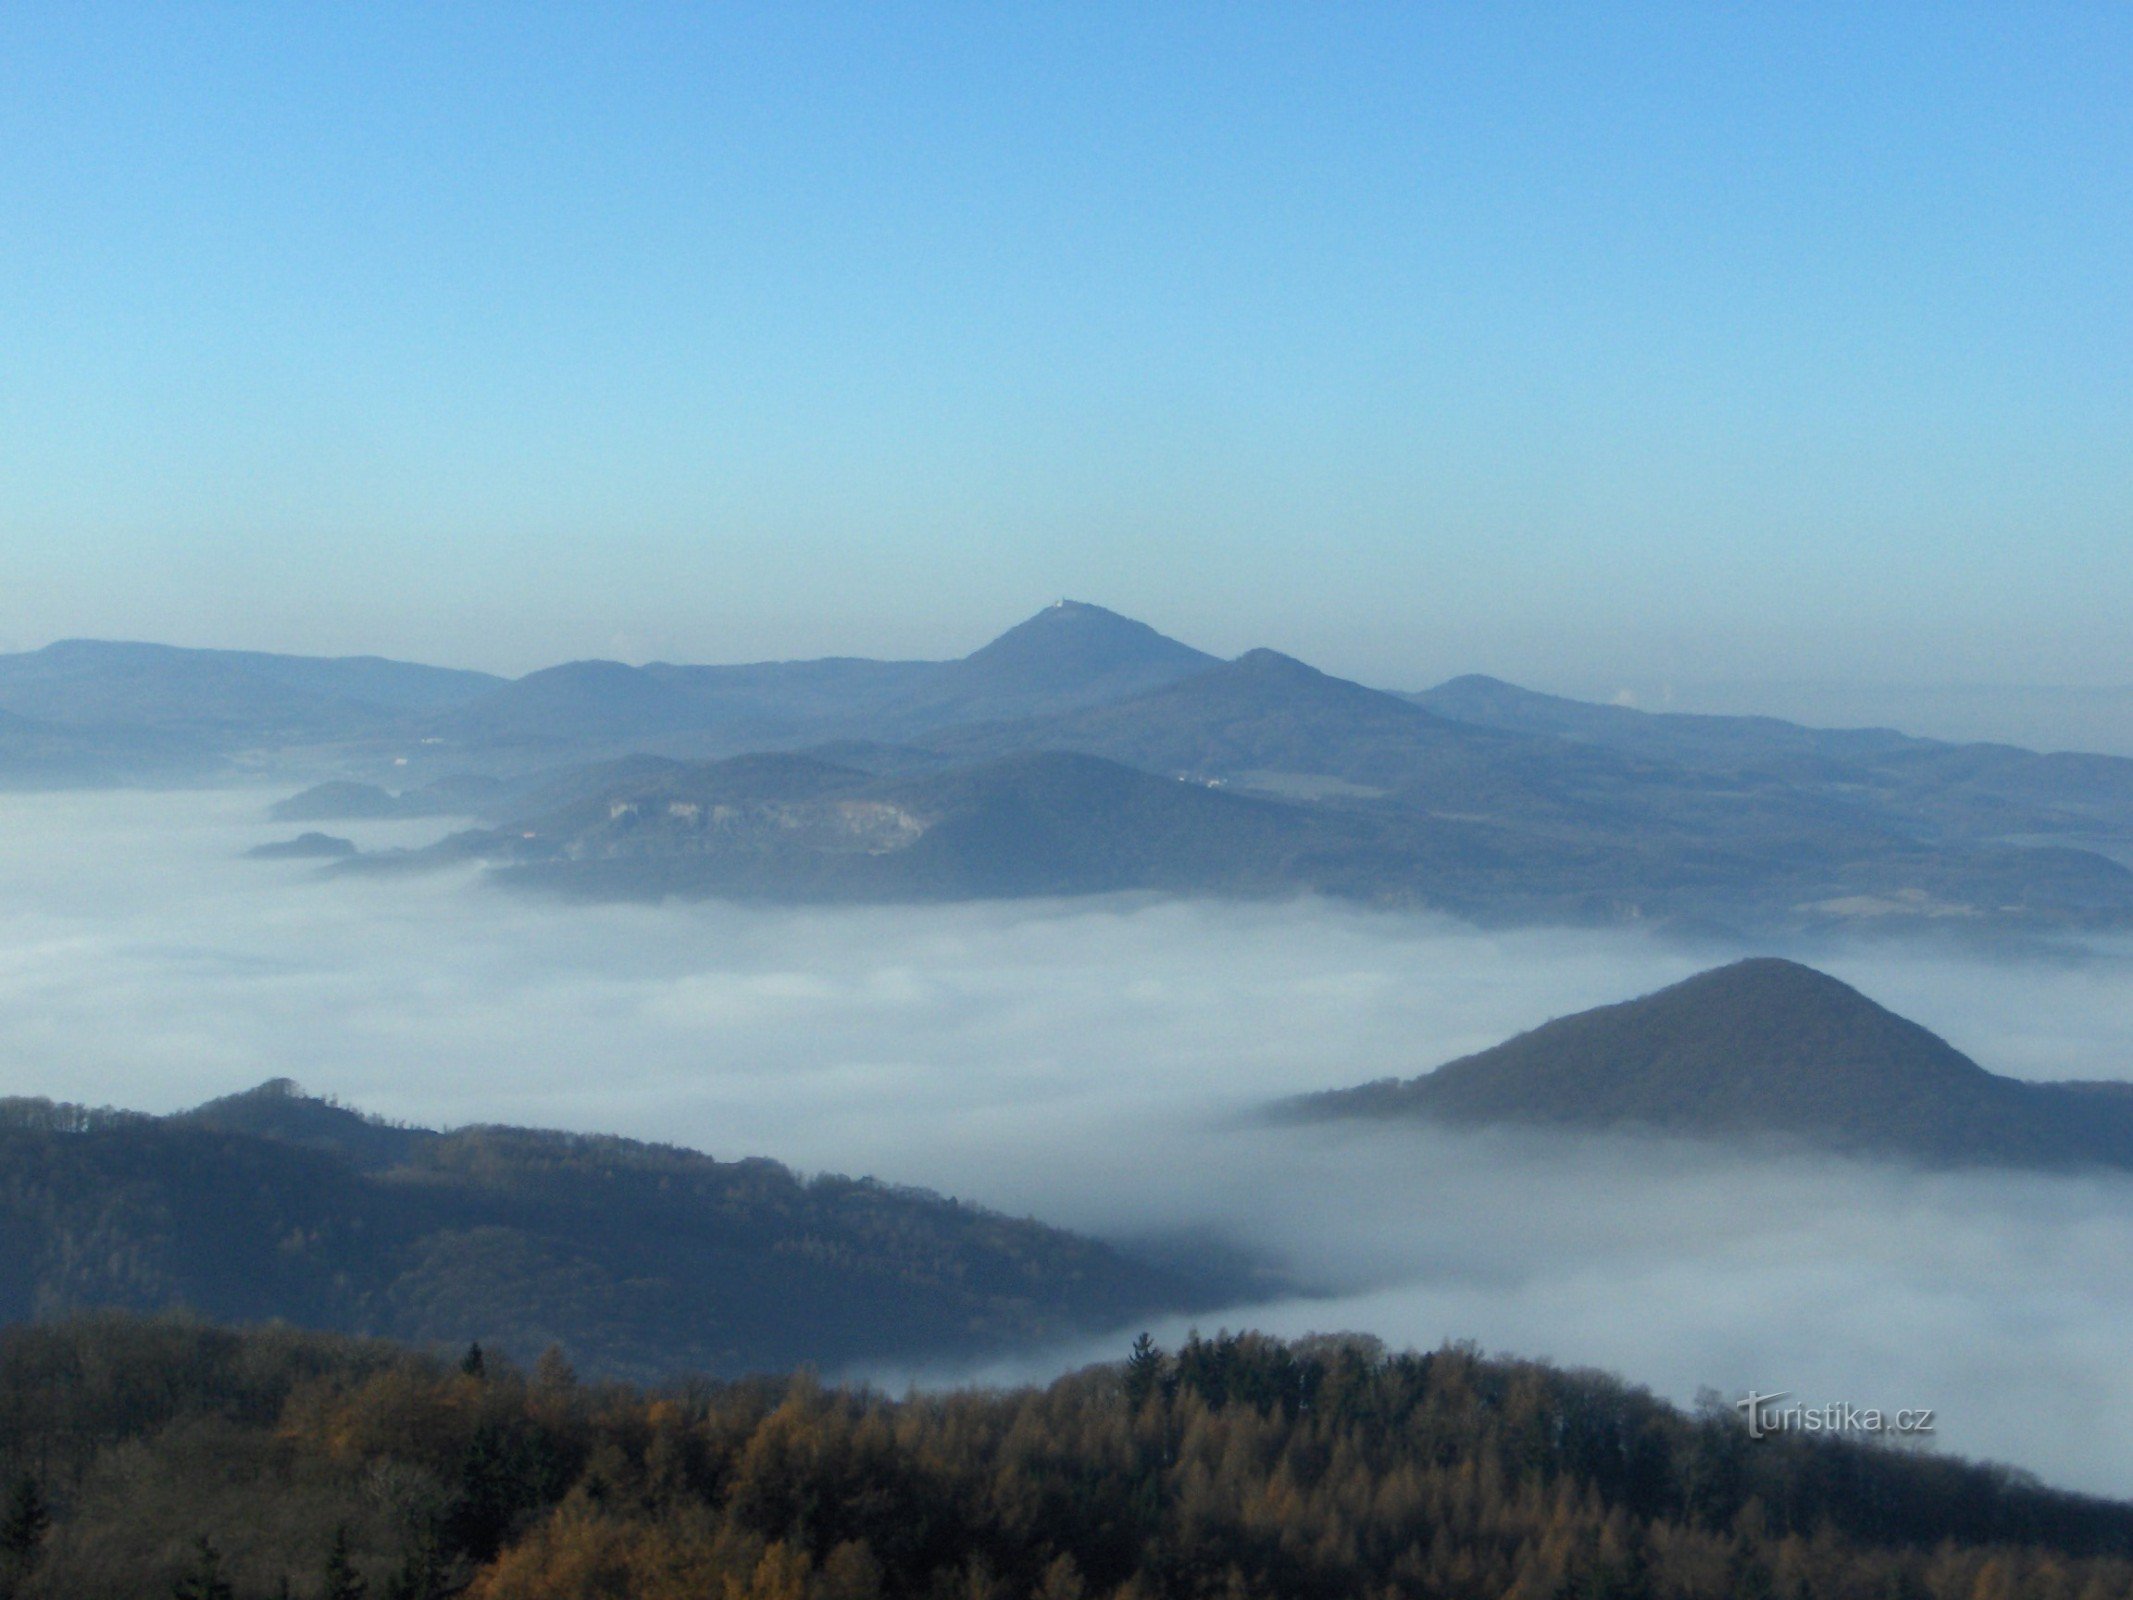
[5,787,2133,1493]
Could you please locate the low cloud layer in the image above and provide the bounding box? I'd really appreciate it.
[4,790,2133,1492]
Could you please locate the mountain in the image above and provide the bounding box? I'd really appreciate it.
[927,649,1768,828]
[428,603,1216,756]
[268,772,514,821]
[906,598,1218,721]
[0,639,502,741]
[181,1076,429,1167]
[911,657,2133,935]
[1293,958,2133,1169]
[14,605,2120,939]
[1417,673,2133,848]
[434,657,811,750]
[0,1081,1235,1383]
[243,830,357,859]
[936,648,1497,790]
[319,732,2133,937]
[433,748,1427,906]
[1415,675,1923,768]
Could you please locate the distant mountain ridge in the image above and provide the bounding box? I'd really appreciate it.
[0,639,503,737]
[1292,958,2133,1170]
[1415,672,2133,844]
[12,603,2133,939]
[290,734,2133,939]
[429,601,1219,755]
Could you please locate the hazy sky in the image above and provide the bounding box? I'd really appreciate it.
[2,5,2127,691]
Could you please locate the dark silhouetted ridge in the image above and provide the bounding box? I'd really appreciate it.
[181,1077,431,1169]
[0,1081,1236,1380]
[1297,958,2133,1169]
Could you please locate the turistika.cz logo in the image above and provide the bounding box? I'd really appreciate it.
[1735,1390,1936,1441]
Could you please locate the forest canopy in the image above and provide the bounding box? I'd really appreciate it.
[0,1314,2127,1600]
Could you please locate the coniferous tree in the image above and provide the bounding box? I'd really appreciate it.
[383,1528,446,1600]
[170,1537,234,1600]
[1123,1332,1163,1409]
[322,1524,366,1600]
[0,1476,47,1561]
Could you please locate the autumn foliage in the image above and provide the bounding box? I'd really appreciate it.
[1,1315,2128,1599]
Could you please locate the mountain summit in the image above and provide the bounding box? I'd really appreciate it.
[967,600,1211,671]
[949,601,1216,707]
[1295,957,2133,1169]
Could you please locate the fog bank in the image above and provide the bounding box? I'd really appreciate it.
[3,789,2132,1493]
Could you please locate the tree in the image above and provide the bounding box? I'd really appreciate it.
[1035,1553,1087,1600]
[461,1342,487,1379]
[817,1541,884,1600]
[322,1524,367,1600]
[0,1476,48,1560]
[383,1529,445,1600]
[1124,1333,1163,1410]
[170,1537,235,1600]
[534,1345,576,1394]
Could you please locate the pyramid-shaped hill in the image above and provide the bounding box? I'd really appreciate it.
[956,600,1214,692]
[427,603,1214,751]
[1296,958,2133,1170]
[861,602,1220,729]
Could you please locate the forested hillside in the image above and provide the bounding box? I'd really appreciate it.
[0,1084,1224,1380]
[0,1317,2127,1599]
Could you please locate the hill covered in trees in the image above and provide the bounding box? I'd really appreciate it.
[1292,958,2133,1170]
[0,1083,1231,1382]
[401,750,1420,907]
[0,1315,2128,1599]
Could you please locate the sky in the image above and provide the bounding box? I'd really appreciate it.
[1,4,2127,698]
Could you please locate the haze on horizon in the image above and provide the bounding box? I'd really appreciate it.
[2,3,2128,731]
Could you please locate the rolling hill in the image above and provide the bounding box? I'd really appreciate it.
[932,646,1518,792]
[288,733,2133,939]
[321,725,2133,940]
[434,749,1424,906]
[0,1080,1237,1382]
[0,639,502,740]
[1292,957,2133,1169]
[1416,672,2133,848]
[926,650,1925,853]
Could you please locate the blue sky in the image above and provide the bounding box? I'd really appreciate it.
[1,4,2126,695]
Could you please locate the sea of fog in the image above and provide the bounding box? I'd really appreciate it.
[3,788,2133,1494]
